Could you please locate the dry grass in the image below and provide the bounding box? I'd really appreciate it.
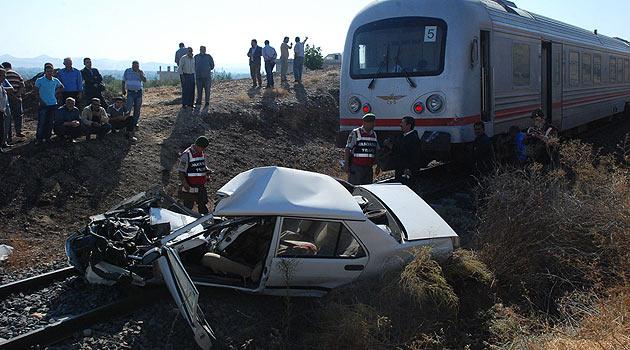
[232,92,250,104]
[296,247,493,349]
[475,140,629,311]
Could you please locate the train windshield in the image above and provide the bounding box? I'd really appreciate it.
[350,17,447,79]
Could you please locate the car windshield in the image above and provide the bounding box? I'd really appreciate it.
[350,17,447,79]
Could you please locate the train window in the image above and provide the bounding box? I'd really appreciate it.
[581,53,592,85]
[512,43,530,86]
[625,59,630,82]
[610,57,617,83]
[593,54,602,85]
[569,51,580,87]
[617,58,624,83]
[350,17,447,79]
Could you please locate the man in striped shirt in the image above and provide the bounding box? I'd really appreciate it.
[1,62,25,140]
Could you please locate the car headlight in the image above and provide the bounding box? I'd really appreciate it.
[426,94,444,113]
[349,96,362,113]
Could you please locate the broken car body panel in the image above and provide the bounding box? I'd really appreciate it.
[66,166,459,348]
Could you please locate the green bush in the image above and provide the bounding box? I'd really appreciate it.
[304,44,324,70]
[213,70,233,81]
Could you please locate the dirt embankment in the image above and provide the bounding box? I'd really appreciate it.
[0,68,343,271]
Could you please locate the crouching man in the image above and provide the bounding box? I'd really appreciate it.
[81,98,112,140]
[178,136,211,215]
[107,96,137,141]
[54,97,84,143]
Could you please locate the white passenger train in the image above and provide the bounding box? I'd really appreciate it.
[339,0,630,158]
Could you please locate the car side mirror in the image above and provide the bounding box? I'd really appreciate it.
[471,38,479,68]
[141,247,162,265]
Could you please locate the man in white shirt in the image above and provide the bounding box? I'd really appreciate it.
[262,40,278,88]
[178,47,196,109]
[293,36,308,84]
[280,37,292,83]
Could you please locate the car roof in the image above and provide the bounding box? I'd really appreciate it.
[214,167,366,221]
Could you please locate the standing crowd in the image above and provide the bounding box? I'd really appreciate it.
[0,57,151,151]
[246,36,308,89]
[343,110,559,188]
[175,43,215,110]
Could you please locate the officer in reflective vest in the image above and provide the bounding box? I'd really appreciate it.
[344,113,380,185]
[178,136,211,214]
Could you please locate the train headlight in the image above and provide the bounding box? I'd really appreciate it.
[426,94,444,113]
[349,96,362,113]
[362,103,372,114]
[413,102,424,114]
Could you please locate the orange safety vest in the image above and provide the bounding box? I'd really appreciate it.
[351,127,378,167]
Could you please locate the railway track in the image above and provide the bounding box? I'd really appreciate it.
[0,267,166,349]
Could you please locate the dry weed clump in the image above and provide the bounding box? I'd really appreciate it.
[476,139,629,311]
[232,92,250,104]
[301,248,492,349]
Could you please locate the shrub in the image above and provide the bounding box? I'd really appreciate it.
[304,44,324,70]
[213,70,232,81]
[475,139,630,312]
[301,247,465,349]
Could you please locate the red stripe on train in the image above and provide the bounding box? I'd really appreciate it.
[339,115,482,127]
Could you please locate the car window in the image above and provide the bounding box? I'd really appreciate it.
[278,219,365,259]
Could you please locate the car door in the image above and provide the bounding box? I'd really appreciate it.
[158,247,215,350]
[264,218,369,295]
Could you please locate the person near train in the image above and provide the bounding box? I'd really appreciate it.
[509,125,527,164]
[526,109,558,164]
[471,121,495,171]
[383,116,421,188]
[344,113,380,185]
[178,136,212,215]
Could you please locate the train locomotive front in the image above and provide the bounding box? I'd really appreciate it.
[339,0,488,161]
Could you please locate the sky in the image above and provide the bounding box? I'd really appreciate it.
[2,0,630,73]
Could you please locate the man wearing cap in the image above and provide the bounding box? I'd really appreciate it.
[107,97,136,141]
[178,136,212,214]
[344,113,380,185]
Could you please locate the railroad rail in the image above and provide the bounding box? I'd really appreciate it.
[0,288,166,350]
[0,266,75,299]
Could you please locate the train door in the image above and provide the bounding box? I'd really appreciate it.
[541,42,552,124]
[480,31,492,123]
[551,43,563,129]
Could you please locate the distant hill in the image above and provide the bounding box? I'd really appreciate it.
[0,54,169,72]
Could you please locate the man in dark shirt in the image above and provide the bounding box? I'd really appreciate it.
[107,97,136,142]
[247,39,263,88]
[384,116,421,188]
[54,97,84,143]
[471,121,494,172]
[194,46,215,108]
[81,58,106,108]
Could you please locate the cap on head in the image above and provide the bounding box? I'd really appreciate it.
[362,113,376,122]
[114,96,124,102]
[195,136,210,148]
[531,108,544,119]
[91,97,101,104]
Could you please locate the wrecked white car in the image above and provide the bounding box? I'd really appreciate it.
[66,166,459,349]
